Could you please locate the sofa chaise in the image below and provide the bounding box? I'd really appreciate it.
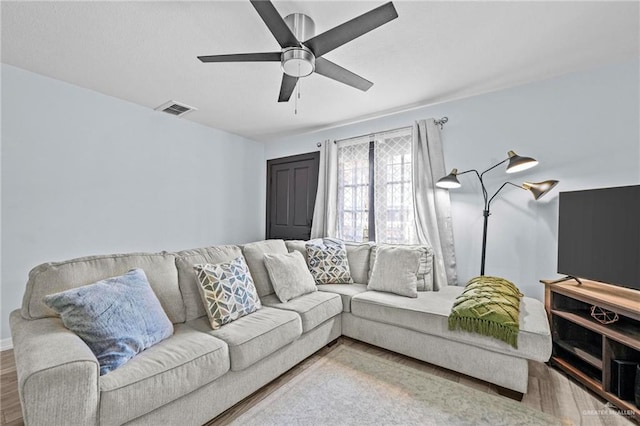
[10,239,552,425]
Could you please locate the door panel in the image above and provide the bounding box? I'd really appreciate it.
[275,169,289,225]
[293,167,310,226]
[266,152,320,240]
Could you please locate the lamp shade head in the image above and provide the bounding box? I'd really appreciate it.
[436,168,461,189]
[522,180,559,200]
[506,150,538,174]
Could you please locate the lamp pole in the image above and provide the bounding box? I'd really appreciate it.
[453,157,508,275]
[481,181,528,275]
[481,209,490,276]
[449,161,532,276]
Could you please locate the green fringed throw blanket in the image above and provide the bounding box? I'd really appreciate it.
[448,276,523,348]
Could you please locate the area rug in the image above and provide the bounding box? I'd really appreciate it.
[230,345,561,426]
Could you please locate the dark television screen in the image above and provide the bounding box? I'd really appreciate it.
[557,185,640,290]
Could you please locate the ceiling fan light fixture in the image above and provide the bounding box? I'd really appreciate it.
[281,47,315,77]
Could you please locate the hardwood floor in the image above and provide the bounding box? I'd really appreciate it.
[1,338,635,426]
[0,350,20,426]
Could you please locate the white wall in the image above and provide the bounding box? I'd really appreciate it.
[264,60,640,301]
[1,65,265,341]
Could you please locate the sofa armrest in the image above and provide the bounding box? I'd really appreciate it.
[10,310,99,426]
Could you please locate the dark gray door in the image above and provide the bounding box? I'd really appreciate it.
[266,152,320,240]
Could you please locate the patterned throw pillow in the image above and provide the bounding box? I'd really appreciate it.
[43,268,174,376]
[305,238,353,284]
[194,256,262,330]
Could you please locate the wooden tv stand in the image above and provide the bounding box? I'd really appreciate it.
[541,279,640,422]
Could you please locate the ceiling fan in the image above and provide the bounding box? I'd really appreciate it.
[198,1,398,102]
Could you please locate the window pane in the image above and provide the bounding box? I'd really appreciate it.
[337,139,370,242]
[373,129,416,244]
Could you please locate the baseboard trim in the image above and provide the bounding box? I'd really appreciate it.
[1,337,14,351]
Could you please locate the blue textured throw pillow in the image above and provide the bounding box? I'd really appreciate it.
[43,268,173,375]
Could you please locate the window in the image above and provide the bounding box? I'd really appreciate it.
[337,141,370,242]
[336,127,416,244]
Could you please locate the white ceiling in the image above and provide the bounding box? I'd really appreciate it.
[2,1,639,141]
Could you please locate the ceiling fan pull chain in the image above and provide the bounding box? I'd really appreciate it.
[295,62,301,115]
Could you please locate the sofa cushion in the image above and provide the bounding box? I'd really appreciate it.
[174,245,243,321]
[350,286,551,362]
[43,268,174,376]
[261,292,343,333]
[306,238,353,284]
[285,240,308,263]
[188,307,302,371]
[194,257,262,330]
[263,251,317,303]
[99,324,229,426]
[242,240,288,297]
[344,242,374,284]
[317,283,369,312]
[23,252,184,323]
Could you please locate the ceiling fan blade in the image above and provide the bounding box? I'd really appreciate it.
[250,0,301,48]
[314,58,373,92]
[304,2,398,57]
[198,52,281,63]
[278,74,298,102]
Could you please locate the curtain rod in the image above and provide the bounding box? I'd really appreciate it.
[316,117,449,147]
[334,125,412,144]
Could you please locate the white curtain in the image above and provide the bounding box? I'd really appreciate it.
[412,119,458,289]
[310,140,338,238]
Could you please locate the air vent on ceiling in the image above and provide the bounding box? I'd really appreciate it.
[154,100,197,117]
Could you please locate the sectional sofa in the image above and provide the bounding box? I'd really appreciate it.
[10,239,552,425]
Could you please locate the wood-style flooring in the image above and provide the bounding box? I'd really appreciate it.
[0,350,19,426]
[1,338,635,426]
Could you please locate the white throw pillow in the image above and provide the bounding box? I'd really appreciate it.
[367,245,432,298]
[263,251,317,303]
[344,242,375,284]
[369,244,433,291]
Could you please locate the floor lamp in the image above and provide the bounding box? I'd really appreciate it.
[436,150,559,276]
